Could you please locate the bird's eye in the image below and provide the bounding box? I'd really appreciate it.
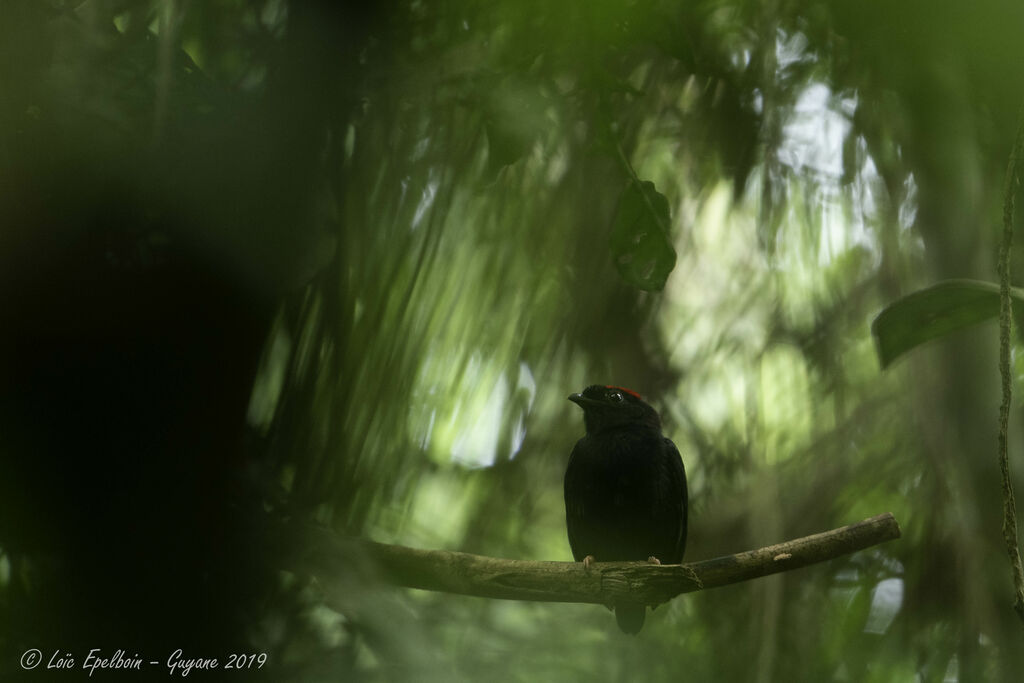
[609,391,624,403]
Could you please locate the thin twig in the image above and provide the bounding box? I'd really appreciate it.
[998,104,1024,625]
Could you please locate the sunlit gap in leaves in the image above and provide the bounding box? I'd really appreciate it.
[658,184,824,467]
[410,356,536,468]
[775,82,886,276]
[864,577,904,635]
[773,31,899,277]
[827,552,905,642]
[654,67,914,476]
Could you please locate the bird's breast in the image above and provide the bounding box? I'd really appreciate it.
[572,430,663,503]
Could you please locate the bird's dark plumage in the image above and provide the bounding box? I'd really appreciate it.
[564,384,688,634]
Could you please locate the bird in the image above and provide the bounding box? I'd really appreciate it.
[564,384,688,634]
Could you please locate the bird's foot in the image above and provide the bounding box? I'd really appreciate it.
[582,555,596,569]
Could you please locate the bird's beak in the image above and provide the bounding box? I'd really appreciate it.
[568,393,600,408]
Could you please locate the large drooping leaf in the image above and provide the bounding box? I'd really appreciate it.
[609,179,676,291]
[872,279,1024,368]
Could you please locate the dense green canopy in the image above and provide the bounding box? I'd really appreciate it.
[2,1,1024,681]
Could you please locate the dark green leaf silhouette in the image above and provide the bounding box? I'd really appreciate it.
[609,180,676,291]
[872,279,1024,368]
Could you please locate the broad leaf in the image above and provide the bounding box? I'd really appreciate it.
[609,180,676,291]
[872,279,1024,368]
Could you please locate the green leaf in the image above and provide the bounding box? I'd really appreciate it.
[871,279,1024,368]
[609,180,676,291]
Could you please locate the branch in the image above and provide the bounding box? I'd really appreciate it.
[998,100,1024,625]
[295,514,900,607]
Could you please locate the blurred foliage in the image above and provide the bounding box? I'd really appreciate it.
[3,0,1024,681]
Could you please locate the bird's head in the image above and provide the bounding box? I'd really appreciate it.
[568,384,661,434]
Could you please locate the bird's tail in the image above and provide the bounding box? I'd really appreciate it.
[615,603,645,634]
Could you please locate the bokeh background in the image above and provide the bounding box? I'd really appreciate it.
[2,1,1024,681]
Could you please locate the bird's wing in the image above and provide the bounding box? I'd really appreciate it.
[563,440,590,562]
[662,436,688,563]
